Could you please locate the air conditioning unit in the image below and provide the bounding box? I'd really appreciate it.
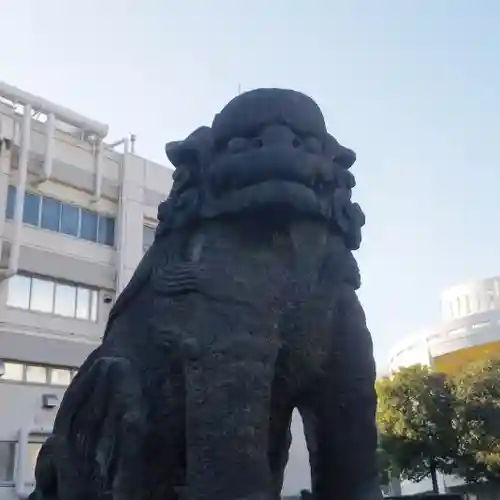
[41,394,59,409]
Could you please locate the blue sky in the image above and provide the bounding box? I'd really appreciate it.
[2,0,500,493]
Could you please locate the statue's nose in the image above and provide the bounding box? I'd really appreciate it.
[226,125,298,153]
[257,125,324,154]
[226,124,323,153]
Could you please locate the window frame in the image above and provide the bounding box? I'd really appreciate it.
[59,202,80,237]
[5,273,100,323]
[40,196,62,232]
[15,432,50,494]
[25,364,49,385]
[142,224,156,254]
[53,282,78,318]
[29,276,56,314]
[5,186,115,247]
[24,439,45,486]
[49,367,72,387]
[97,215,115,246]
[80,208,99,242]
[22,192,41,227]
[0,359,75,387]
[1,361,25,382]
[5,185,16,220]
[0,441,16,485]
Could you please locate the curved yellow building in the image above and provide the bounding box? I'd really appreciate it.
[389,277,500,375]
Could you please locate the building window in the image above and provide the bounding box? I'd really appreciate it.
[26,441,43,483]
[41,197,61,231]
[75,287,91,320]
[0,441,15,483]
[445,302,453,320]
[26,365,48,384]
[30,278,55,314]
[6,274,99,322]
[5,185,15,220]
[90,289,98,322]
[23,192,41,226]
[60,204,79,237]
[50,368,71,386]
[463,295,470,315]
[54,283,77,317]
[1,359,74,387]
[476,295,484,313]
[487,290,496,310]
[2,361,24,381]
[5,186,115,247]
[6,274,31,309]
[98,216,115,246]
[143,225,156,253]
[80,209,98,242]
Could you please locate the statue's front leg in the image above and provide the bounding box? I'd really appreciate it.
[182,299,279,500]
[30,355,149,500]
[299,285,382,500]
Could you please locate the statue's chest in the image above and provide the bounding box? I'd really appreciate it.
[149,242,341,385]
[150,223,351,351]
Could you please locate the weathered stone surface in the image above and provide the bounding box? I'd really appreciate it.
[29,89,381,500]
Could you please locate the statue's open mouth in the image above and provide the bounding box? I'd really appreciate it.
[201,147,334,219]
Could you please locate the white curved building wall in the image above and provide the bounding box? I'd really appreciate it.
[388,330,432,372]
[389,277,500,373]
[441,276,500,322]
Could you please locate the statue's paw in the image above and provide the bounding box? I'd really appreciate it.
[350,482,383,500]
[33,356,147,499]
[234,493,275,500]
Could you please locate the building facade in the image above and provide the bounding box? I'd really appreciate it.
[389,276,500,375]
[0,81,173,499]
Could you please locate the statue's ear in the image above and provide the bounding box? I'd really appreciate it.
[165,140,198,168]
[335,146,356,169]
[165,126,214,169]
[324,134,356,169]
[333,146,356,169]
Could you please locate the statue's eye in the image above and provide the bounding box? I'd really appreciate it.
[304,137,322,154]
[227,137,249,153]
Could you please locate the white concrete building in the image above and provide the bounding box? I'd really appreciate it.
[389,276,500,375]
[0,82,173,500]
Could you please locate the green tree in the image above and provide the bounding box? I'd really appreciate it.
[377,446,392,487]
[376,365,457,492]
[377,445,403,495]
[452,357,500,483]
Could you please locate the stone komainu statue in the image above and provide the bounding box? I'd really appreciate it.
[29,89,381,500]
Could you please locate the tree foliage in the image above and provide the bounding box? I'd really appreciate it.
[452,357,500,483]
[378,358,500,487]
[376,365,457,490]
